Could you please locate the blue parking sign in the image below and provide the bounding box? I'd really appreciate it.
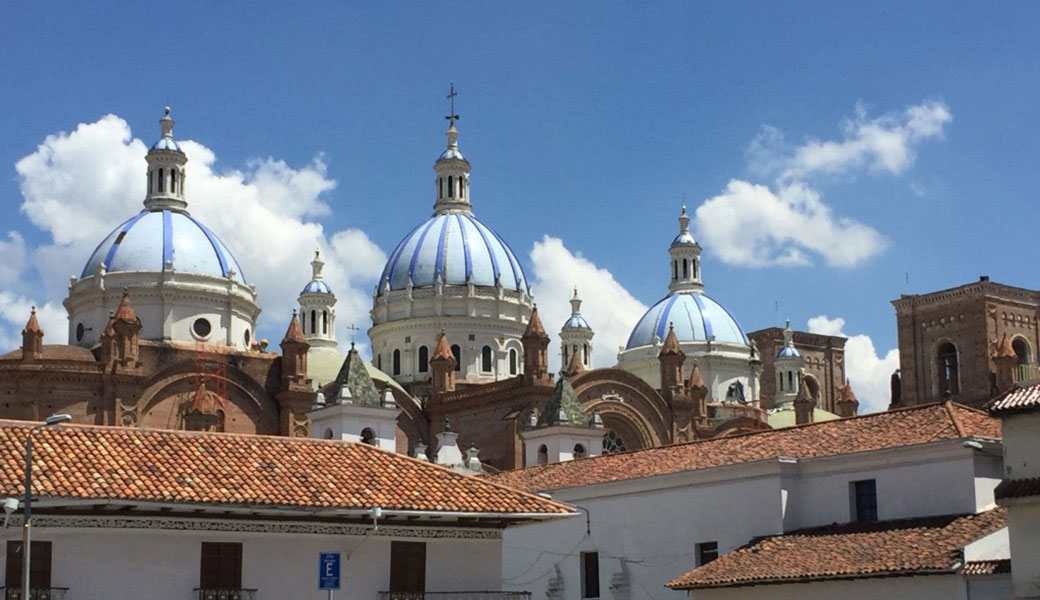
[319,552,340,590]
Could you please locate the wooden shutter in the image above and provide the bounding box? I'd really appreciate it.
[200,542,242,589]
[5,541,52,588]
[389,541,426,593]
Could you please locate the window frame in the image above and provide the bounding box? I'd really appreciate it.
[580,551,600,599]
[695,541,719,566]
[850,479,878,522]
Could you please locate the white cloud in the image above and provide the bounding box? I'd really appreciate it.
[807,315,898,414]
[0,292,65,353]
[694,180,887,268]
[5,114,386,352]
[0,232,28,286]
[698,100,949,269]
[528,236,648,371]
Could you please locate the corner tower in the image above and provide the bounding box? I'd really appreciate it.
[559,288,594,372]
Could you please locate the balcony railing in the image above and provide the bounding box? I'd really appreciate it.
[0,589,69,600]
[1013,363,1040,384]
[379,592,531,600]
[193,590,257,600]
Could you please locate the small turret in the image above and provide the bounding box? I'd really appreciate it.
[144,107,189,212]
[773,320,803,407]
[667,205,703,293]
[560,287,595,372]
[430,330,457,396]
[432,84,473,216]
[836,379,859,418]
[280,311,310,389]
[298,249,337,350]
[659,324,686,400]
[522,307,551,385]
[794,371,816,425]
[20,307,43,361]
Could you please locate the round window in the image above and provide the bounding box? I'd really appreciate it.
[244,328,251,346]
[192,318,212,338]
[75,323,85,342]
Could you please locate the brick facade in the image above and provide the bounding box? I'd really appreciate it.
[892,277,1040,408]
[747,328,847,412]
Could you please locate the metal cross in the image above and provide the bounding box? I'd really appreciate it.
[446,83,459,125]
[346,324,360,344]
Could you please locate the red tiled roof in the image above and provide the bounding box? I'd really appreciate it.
[0,421,572,517]
[989,383,1040,415]
[994,477,1040,501]
[485,402,1000,492]
[962,559,1011,576]
[668,508,1007,589]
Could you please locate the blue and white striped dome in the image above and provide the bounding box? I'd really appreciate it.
[301,279,333,295]
[150,138,182,152]
[82,209,245,281]
[672,230,697,246]
[625,291,747,349]
[378,213,528,292]
[563,315,592,330]
[777,345,801,358]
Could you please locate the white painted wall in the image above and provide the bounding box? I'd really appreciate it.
[1002,412,1040,480]
[0,524,503,600]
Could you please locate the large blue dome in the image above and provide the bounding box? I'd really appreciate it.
[82,209,245,281]
[625,291,746,349]
[378,213,528,292]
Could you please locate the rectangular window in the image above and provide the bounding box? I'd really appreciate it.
[580,551,600,599]
[851,479,878,522]
[200,542,243,590]
[696,541,719,566]
[5,540,52,590]
[389,541,426,594]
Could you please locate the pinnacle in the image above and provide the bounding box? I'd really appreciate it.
[659,323,683,356]
[566,349,586,377]
[282,310,307,344]
[523,307,549,340]
[114,289,137,323]
[22,307,43,335]
[432,330,455,361]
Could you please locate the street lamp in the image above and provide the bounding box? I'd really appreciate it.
[22,414,71,600]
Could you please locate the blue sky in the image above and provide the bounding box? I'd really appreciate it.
[1,2,1038,410]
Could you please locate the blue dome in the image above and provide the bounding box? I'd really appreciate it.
[563,315,591,330]
[301,280,333,295]
[378,213,528,292]
[672,231,697,246]
[777,345,801,358]
[625,291,747,349]
[82,210,245,281]
[150,138,182,152]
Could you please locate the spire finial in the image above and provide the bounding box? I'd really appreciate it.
[160,106,174,139]
[445,83,459,126]
[678,205,690,233]
[311,248,324,280]
[346,323,360,345]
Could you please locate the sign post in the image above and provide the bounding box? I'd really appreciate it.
[320,552,341,599]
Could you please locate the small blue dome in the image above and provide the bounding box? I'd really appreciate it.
[625,291,746,349]
[563,315,591,330]
[378,213,528,292]
[672,231,697,246]
[301,280,333,295]
[777,345,801,358]
[150,138,182,152]
[82,210,245,281]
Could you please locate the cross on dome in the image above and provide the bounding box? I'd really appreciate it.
[446,82,459,126]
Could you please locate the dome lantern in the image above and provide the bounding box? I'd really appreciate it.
[144,106,188,212]
[298,248,337,350]
[668,205,703,293]
[432,84,473,216]
[560,288,595,371]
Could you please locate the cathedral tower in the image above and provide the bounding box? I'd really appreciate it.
[560,288,594,372]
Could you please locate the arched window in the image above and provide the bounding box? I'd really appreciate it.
[376,354,382,370]
[149,171,153,193]
[170,168,178,193]
[787,370,794,391]
[573,444,586,459]
[805,375,820,400]
[481,345,493,372]
[460,176,465,198]
[322,311,328,334]
[448,175,454,198]
[693,259,698,279]
[682,258,688,278]
[937,342,960,395]
[1012,337,1031,365]
[361,427,376,445]
[310,310,317,334]
[778,371,784,392]
[158,168,165,192]
[537,444,548,465]
[562,345,568,364]
[603,430,627,455]
[509,348,518,375]
[451,344,461,372]
[583,344,589,365]
[673,261,678,280]
[418,345,429,373]
[323,428,334,440]
[439,177,443,199]
[392,349,401,376]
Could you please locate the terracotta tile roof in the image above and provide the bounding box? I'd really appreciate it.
[994,477,1040,500]
[659,324,682,356]
[0,421,572,517]
[668,508,1007,589]
[485,402,1000,492]
[432,330,454,361]
[688,361,705,389]
[989,383,1040,415]
[22,307,43,335]
[962,559,1011,576]
[0,345,97,362]
[113,290,137,322]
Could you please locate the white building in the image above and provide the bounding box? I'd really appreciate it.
[488,402,1007,600]
[0,419,572,599]
[616,207,760,402]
